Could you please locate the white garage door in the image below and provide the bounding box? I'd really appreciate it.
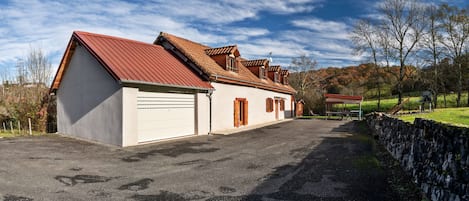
[137,91,195,143]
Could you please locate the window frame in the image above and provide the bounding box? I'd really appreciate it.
[226,56,238,72]
[259,66,265,79]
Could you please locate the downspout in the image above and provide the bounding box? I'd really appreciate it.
[207,89,214,135]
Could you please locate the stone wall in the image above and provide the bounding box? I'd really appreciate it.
[366,113,469,201]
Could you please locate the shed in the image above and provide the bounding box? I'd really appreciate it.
[324,94,363,120]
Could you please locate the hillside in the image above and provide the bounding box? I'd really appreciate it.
[312,64,416,99]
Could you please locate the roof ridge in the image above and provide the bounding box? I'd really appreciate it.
[74,31,156,47]
[160,32,210,48]
[205,45,236,50]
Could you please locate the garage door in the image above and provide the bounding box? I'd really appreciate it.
[137,91,195,143]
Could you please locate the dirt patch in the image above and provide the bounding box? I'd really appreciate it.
[130,191,186,201]
[175,159,210,166]
[3,195,33,201]
[54,175,115,186]
[118,178,154,191]
[218,186,237,194]
[122,142,219,162]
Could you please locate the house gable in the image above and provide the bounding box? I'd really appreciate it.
[51,31,213,94]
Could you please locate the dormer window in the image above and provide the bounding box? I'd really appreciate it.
[226,56,238,72]
[283,76,288,85]
[274,72,279,83]
[259,67,265,79]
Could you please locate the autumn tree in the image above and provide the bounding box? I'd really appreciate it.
[2,47,52,132]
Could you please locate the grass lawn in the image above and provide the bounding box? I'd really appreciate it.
[0,130,44,138]
[398,107,469,127]
[345,93,469,114]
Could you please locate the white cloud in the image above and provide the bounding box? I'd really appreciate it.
[291,18,351,40]
[0,0,365,75]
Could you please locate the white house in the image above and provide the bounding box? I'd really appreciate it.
[51,31,296,147]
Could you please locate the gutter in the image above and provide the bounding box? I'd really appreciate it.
[119,80,213,91]
[207,89,214,135]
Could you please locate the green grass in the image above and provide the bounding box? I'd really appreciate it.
[0,130,43,138]
[398,107,469,127]
[344,93,469,114]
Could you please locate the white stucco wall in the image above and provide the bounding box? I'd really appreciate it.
[57,45,123,146]
[196,93,210,135]
[210,82,293,132]
[122,87,138,146]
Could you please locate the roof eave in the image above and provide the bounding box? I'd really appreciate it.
[120,79,214,91]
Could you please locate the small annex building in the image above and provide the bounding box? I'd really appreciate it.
[51,31,296,147]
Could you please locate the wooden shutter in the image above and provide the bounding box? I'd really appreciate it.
[243,100,248,125]
[280,100,285,111]
[234,100,239,127]
[266,98,274,112]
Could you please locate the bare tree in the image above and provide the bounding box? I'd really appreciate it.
[438,4,469,107]
[289,55,322,114]
[380,0,427,104]
[351,19,383,111]
[289,55,318,99]
[421,4,444,108]
[24,47,53,86]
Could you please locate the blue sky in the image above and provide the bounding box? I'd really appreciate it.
[0,0,467,80]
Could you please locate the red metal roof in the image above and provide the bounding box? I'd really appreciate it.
[325,94,363,101]
[51,31,213,91]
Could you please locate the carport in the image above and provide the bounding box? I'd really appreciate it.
[325,94,363,120]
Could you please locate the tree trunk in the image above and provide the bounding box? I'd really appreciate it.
[467,86,469,106]
[457,64,462,107]
[443,88,447,108]
[377,81,381,112]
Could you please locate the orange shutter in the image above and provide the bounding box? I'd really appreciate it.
[244,100,248,125]
[266,98,269,112]
[234,100,239,127]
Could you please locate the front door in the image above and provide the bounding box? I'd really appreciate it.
[275,100,279,120]
[234,98,248,127]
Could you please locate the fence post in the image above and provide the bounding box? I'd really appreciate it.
[18,121,21,134]
[28,118,32,136]
[2,122,5,133]
[10,121,13,134]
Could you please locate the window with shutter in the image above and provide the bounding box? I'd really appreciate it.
[266,98,274,112]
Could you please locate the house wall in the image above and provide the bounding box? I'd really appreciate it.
[196,93,210,135]
[57,45,123,146]
[210,82,293,132]
[122,87,138,146]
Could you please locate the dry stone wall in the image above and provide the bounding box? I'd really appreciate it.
[366,113,469,201]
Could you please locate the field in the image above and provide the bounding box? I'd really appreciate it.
[344,93,469,114]
[398,107,469,127]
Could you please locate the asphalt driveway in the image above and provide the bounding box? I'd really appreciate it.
[0,119,420,201]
